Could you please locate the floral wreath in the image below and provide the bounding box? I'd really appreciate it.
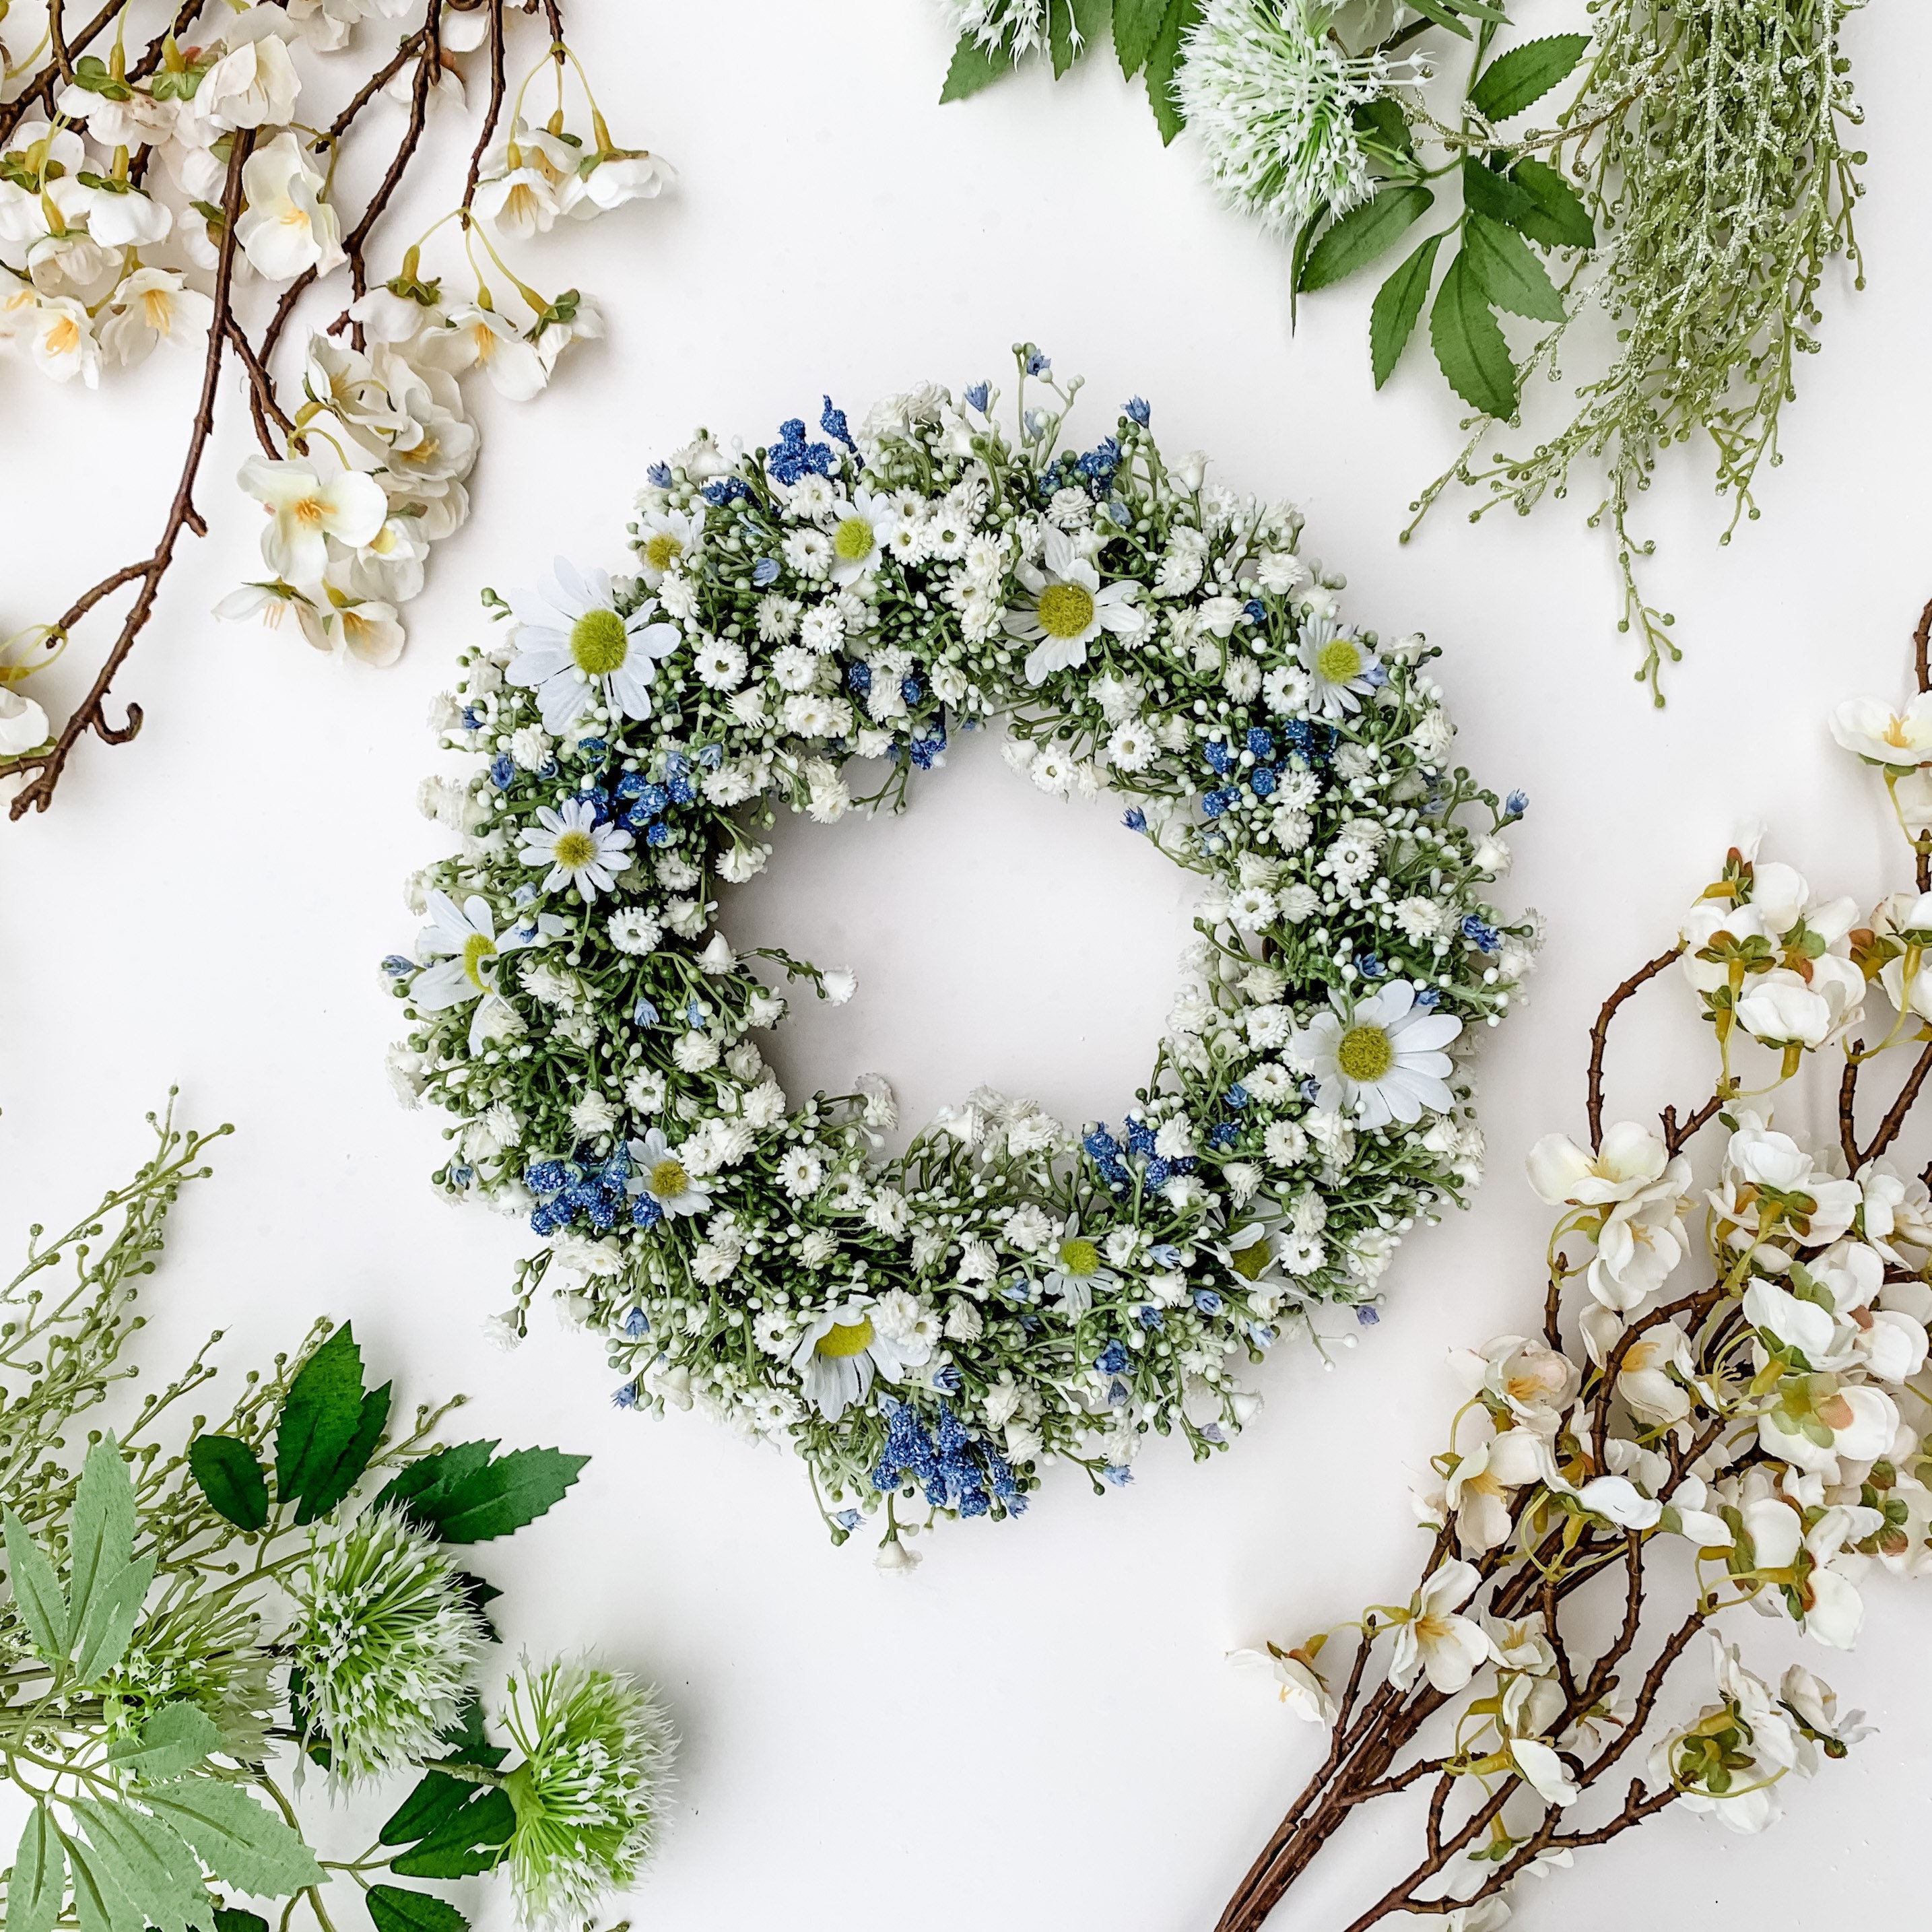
[388,345,1535,1565]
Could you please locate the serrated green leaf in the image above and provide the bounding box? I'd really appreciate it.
[75,1555,154,1684]
[8,1805,64,1932]
[373,1441,497,1525]
[67,1799,211,1932]
[378,1703,509,1851]
[1508,157,1595,249]
[1298,185,1434,293]
[143,1783,323,1899]
[366,1890,467,1932]
[69,1438,136,1647]
[1351,96,1414,162]
[1050,0,1110,76]
[1370,230,1446,388]
[275,1327,366,1518]
[293,1382,390,1527]
[57,1827,138,1932]
[386,1791,514,1881]
[187,1437,269,1535]
[1112,0,1169,75]
[1142,0,1200,144]
[3,1511,69,1661]
[1459,156,1534,226]
[213,1912,268,1932]
[404,1448,588,1545]
[1469,33,1591,121]
[106,1702,222,1785]
[939,31,1012,102]
[1462,211,1566,321]
[1430,249,1517,418]
[1403,0,1472,41]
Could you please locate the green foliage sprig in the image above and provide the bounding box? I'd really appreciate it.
[0,1106,669,1932]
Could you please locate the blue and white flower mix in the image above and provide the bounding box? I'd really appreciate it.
[389,346,1537,1563]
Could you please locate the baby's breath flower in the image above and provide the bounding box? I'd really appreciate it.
[288,1508,488,1783]
[499,1658,675,1929]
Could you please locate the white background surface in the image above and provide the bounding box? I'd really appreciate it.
[4,3,1930,1926]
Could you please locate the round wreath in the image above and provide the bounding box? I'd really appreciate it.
[388,345,1534,1564]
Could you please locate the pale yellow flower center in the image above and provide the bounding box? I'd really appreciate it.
[570,608,628,674]
[1315,637,1363,684]
[553,828,597,869]
[1036,580,1095,640]
[832,515,875,563]
[1058,1236,1101,1277]
[649,1158,690,1198]
[642,531,684,573]
[44,315,78,356]
[461,931,497,990]
[817,1316,875,1358]
[291,493,328,528]
[140,287,174,331]
[1337,1024,1395,1082]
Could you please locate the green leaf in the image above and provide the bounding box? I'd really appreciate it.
[187,1438,269,1534]
[3,1511,69,1661]
[1351,96,1414,162]
[1459,156,1535,226]
[213,1912,268,1932]
[57,1827,138,1932]
[451,1572,502,1644]
[378,1704,508,1851]
[1050,0,1110,75]
[374,1441,496,1525]
[143,1783,323,1898]
[1112,0,1169,76]
[1429,249,1517,418]
[1468,33,1591,121]
[1508,157,1595,249]
[74,1555,155,1684]
[8,1805,65,1932]
[106,1702,222,1785]
[385,1792,514,1881]
[366,1890,467,1932]
[399,1447,588,1545]
[1403,0,1472,41]
[274,1327,366,1517]
[293,1382,391,1527]
[1298,185,1434,293]
[1370,230,1446,388]
[1462,211,1566,321]
[66,1798,211,1932]
[69,1437,136,1646]
[939,31,1012,102]
[1141,0,1200,144]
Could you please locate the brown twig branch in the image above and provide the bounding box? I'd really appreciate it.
[1586,945,1682,1151]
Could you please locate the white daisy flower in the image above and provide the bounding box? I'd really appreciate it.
[1003,525,1145,686]
[789,1297,929,1421]
[507,558,681,733]
[1230,884,1277,931]
[1298,617,1380,718]
[694,637,748,689]
[634,506,700,587]
[1289,981,1463,1129]
[1040,1216,1119,1316]
[517,798,634,902]
[411,890,549,1011]
[821,488,897,585]
[781,527,833,580]
[625,1128,713,1217]
[607,908,663,955]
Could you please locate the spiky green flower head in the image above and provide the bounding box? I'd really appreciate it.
[1178,0,1415,238]
[498,1657,675,1930]
[100,1587,274,1762]
[287,1506,488,1783]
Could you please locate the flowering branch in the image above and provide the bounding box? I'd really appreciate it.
[1216,604,1932,1931]
[0,0,674,813]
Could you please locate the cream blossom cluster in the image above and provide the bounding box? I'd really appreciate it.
[1224,690,1932,1927]
[387,352,1531,1563]
[0,1,669,673]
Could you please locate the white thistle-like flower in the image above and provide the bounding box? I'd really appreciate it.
[288,1507,488,1783]
[1179,0,1413,237]
[499,1657,675,1929]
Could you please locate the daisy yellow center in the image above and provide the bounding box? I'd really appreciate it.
[649,1158,690,1197]
[642,531,684,573]
[1058,1237,1101,1277]
[1036,580,1096,639]
[553,828,597,869]
[570,607,629,674]
[817,1316,875,1358]
[461,931,497,991]
[1337,1024,1395,1083]
[832,515,875,562]
[1315,637,1363,685]
[1230,1238,1273,1281]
